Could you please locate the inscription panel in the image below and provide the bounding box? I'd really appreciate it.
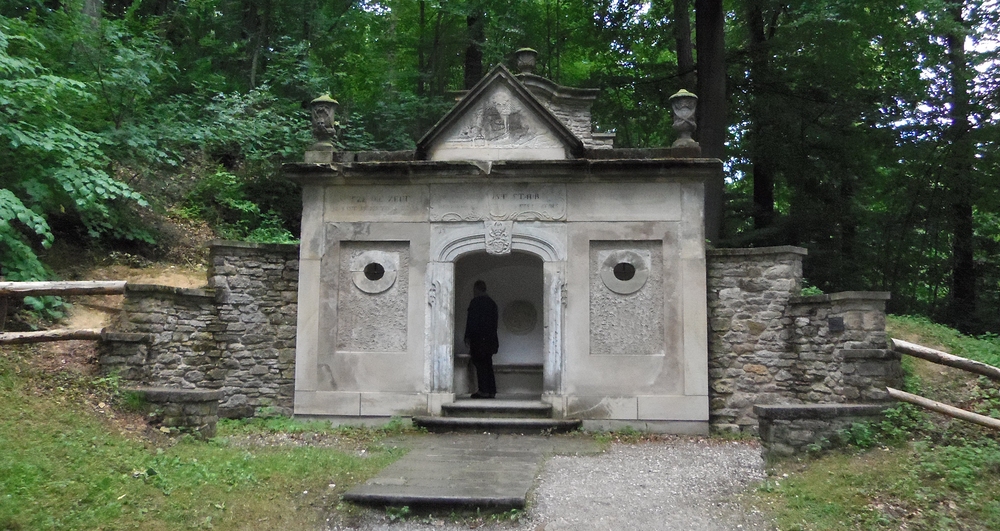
[325,185,428,222]
[430,183,566,221]
[568,182,682,221]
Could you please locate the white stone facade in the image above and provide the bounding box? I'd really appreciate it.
[286,160,716,432]
[287,63,717,432]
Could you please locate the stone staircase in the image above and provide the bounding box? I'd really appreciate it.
[413,399,582,434]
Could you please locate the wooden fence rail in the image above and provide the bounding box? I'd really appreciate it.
[890,338,1000,382]
[0,281,127,297]
[888,337,1000,431]
[1,280,125,344]
[0,328,104,344]
[887,387,1000,431]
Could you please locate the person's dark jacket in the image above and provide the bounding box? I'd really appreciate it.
[464,295,499,356]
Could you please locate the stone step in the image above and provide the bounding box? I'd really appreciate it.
[442,399,552,419]
[341,434,605,510]
[412,416,582,434]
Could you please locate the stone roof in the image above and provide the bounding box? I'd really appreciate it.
[416,64,611,161]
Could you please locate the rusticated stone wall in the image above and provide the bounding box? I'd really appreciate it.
[208,241,298,417]
[103,284,218,389]
[100,241,298,418]
[707,247,900,433]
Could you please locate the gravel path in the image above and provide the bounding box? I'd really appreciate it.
[326,438,775,531]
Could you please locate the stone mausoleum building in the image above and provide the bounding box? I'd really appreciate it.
[102,51,900,450]
[286,51,715,432]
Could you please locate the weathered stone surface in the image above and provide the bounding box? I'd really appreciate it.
[134,387,220,439]
[99,241,298,419]
[754,403,891,459]
[707,247,899,436]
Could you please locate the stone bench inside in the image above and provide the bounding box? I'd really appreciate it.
[454,354,543,398]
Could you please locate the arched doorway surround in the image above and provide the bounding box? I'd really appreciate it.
[424,222,566,413]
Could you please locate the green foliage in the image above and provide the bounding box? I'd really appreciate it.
[799,282,824,296]
[837,422,876,449]
[386,505,412,522]
[180,168,297,244]
[836,404,930,450]
[0,14,151,282]
[594,425,645,445]
[1,1,999,337]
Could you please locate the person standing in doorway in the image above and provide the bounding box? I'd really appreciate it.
[464,280,499,399]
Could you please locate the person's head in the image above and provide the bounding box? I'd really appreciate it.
[473,280,487,295]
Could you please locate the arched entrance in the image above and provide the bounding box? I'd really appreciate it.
[454,252,544,398]
[424,221,567,414]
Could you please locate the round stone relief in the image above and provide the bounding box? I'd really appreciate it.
[503,300,538,335]
[599,249,651,295]
[350,250,399,294]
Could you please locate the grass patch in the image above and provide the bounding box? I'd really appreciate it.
[754,315,1000,530]
[760,440,1000,530]
[0,347,406,530]
[889,314,1000,367]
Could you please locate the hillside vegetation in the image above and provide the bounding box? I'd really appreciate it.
[757,315,1000,530]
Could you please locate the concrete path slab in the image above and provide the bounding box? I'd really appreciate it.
[342,433,602,509]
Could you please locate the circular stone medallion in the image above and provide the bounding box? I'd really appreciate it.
[503,300,538,335]
[598,249,650,295]
[350,250,399,294]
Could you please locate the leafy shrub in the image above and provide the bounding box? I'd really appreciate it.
[0,15,152,283]
[182,168,298,244]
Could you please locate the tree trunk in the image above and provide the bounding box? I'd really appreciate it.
[418,0,427,97]
[943,0,977,333]
[243,0,272,89]
[429,11,445,95]
[83,0,102,21]
[695,0,726,241]
[464,9,484,90]
[673,0,695,91]
[745,0,776,231]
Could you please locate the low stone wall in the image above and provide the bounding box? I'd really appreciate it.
[100,241,298,418]
[106,284,218,387]
[137,387,222,439]
[787,293,901,403]
[707,247,900,434]
[755,403,891,459]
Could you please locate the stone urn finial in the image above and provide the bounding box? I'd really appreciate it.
[515,48,538,75]
[669,89,699,149]
[309,94,339,148]
[305,94,339,163]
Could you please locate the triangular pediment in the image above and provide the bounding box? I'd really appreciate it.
[417,65,585,161]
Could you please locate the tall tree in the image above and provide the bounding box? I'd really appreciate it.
[673,0,695,91]
[943,0,977,332]
[743,0,778,231]
[695,0,726,240]
[464,5,484,90]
